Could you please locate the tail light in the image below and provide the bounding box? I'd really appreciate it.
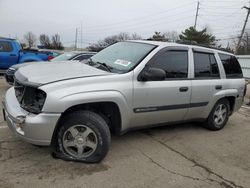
[48,55,54,61]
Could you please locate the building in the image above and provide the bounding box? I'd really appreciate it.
[237,55,250,79]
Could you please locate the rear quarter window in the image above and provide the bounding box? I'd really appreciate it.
[219,54,243,78]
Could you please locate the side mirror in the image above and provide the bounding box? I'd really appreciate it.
[140,67,166,81]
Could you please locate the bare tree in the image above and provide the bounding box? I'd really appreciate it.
[23,32,37,48]
[131,33,142,40]
[88,32,142,52]
[39,34,51,49]
[164,31,179,42]
[51,34,64,50]
[20,43,27,49]
[236,31,250,55]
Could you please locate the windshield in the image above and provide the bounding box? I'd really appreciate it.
[90,42,156,73]
[51,52,76,62]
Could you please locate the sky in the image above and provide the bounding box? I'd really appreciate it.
[0,0,249,47]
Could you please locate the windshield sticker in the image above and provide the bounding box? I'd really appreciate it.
[114,59,131,67]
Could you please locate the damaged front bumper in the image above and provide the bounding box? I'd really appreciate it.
[2,87,61,146]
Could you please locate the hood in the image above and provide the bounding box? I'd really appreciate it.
[11,62,40,70]
[15,61,112,86]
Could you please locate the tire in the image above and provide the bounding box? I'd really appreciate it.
[56,110,111,163]
[205,99,230,131]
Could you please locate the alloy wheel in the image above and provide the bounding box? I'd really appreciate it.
[62,125,98,158]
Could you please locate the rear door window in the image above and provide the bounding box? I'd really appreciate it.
[194,52,220,78]
[219,54,243,78]
[0,41,13,52]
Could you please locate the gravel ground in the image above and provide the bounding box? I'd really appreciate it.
[0,76,250,188]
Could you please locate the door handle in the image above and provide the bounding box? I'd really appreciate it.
[215,85,222,90]
[9,54,17,56]
[179,87,189,92]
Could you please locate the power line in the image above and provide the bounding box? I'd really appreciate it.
[200,0,248,3]
[85,1,197,30]
[86,8,196,32]
[84,14,195,35]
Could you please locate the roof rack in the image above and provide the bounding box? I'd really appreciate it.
[176,40,233,53]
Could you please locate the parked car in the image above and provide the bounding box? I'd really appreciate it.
[39,49,63,58]
[3,41,246,163]
[0,37,53,72]
[4,51,96,85]
[50,51,96,62]
[246,83,250,104]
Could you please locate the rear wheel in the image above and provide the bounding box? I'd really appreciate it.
[205,99,230,131]
[56,110,111,163]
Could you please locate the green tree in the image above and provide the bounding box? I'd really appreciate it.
[147,32,168,41]
[179,27,216,45]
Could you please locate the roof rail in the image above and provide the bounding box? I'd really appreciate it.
[0,37,16,41]
[176,40,233,53]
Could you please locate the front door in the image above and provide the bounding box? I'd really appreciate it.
[132,49,192,127]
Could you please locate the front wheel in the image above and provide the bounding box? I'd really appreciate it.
[56,110,111,163]
[205,99,230,131]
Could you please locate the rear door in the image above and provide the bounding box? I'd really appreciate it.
[186,49,222,120]
[0,41,18,69]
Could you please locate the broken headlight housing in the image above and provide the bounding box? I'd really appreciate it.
[15,82,47,114]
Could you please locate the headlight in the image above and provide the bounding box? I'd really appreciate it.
[6,67,16,75]
[9,67,16,71]
[22,88,47,114]
[15,83,47,114]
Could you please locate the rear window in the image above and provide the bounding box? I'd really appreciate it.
[219,54,243,78]
[0,41,13,52]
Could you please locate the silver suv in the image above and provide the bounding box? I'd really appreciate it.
[3,41,246,162]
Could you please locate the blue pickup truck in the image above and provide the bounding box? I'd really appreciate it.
[0,37,53,72]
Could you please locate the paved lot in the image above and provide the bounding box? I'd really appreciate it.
[0,77,250,188]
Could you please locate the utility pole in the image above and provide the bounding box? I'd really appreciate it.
[236,5,250,52]
[194,1,200,29]
[80,21,83,51]
[75,28,78,50]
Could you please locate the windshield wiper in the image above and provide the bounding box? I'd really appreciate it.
[87,58,112,72]
[87,58,95,65]
[95,62,112,72]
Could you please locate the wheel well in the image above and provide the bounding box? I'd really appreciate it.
[53,102,121,141]
[224,96,235,112]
